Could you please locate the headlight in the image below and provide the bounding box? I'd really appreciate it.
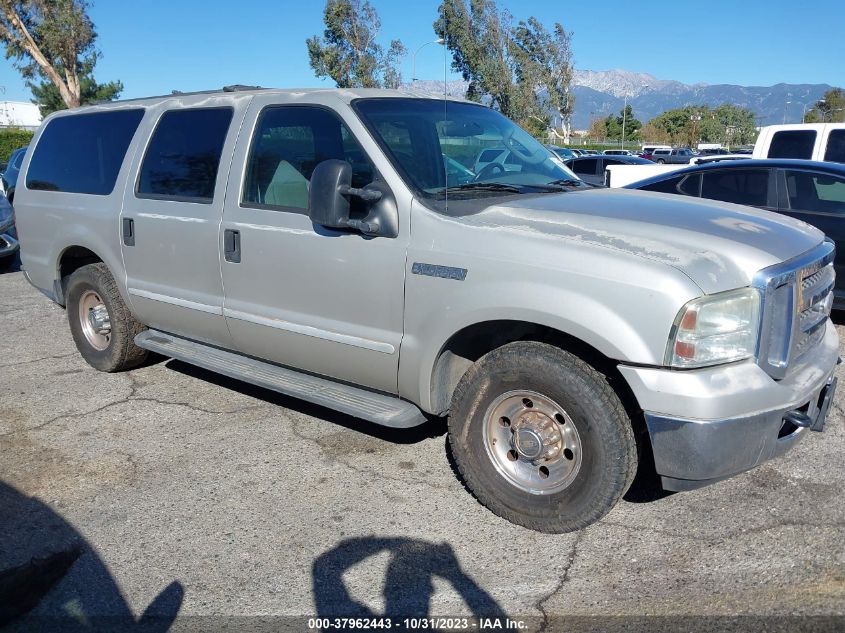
[666,288,761,368]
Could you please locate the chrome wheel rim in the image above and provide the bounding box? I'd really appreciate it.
[78,290,111,351]
[482,390,582,495]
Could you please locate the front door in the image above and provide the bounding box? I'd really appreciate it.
[120,97,249,347]
[219,99,408,393]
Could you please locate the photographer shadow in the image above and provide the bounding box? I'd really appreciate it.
[0,480,183,632]
[313,536,507,625]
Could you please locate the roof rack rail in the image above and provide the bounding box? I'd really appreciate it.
[223,84,264,92]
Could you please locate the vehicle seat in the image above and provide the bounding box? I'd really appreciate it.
[263,160,309,208]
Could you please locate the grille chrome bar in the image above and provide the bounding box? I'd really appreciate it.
[752,240,835,380]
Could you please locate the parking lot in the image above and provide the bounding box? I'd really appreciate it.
[1,261,844,630]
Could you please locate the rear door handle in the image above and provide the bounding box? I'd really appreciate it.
[224,229,241,263]
[122,218,135,246]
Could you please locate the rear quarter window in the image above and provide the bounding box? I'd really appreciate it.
[26,109,145,195]
[824,129,845,164]
[767,130,816,159]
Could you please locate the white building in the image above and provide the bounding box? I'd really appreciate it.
[0,101,42,130]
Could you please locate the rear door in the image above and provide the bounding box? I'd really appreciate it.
[778,168,845,291]
[823,129,845,164]
[120,96,250,347]
[699,167,776,210]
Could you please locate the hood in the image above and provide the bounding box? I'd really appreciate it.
[473,187,824,294]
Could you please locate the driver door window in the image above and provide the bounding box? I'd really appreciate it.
[242,106,374,214]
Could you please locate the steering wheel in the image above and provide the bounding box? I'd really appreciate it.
[503,127,546,165]
[474,162,506,181]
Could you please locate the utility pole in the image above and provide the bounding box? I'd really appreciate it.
[621,94,628,150]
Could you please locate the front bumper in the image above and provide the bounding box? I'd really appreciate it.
[0,232,18,258]
[619,321,840,490]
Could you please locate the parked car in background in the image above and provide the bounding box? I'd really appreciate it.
[565,154,653,186]
[0,193,18,267]
[581,149,599,156]
[754,123,845,164]
[626,159,845,307]
[697,148,731,156]
[652,148,695,164]
[473,147,525,174]
[639,145,671,160]
[546,145,577,160]
[1,146,28,203]
[603,149,634,156]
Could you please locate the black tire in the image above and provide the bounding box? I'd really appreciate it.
[448,341,637,533]
[66,263,148,372]
[656,159,666,164]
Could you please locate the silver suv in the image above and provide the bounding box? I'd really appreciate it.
[15,88,839,532]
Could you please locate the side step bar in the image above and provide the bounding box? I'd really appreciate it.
[134,330,427,428]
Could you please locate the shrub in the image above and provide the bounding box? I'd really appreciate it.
[0,128,35,164]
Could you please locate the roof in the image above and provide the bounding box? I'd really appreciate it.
[624,158,845,188]
[76,86,468,109]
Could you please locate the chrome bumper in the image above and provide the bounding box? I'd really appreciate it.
[619,321,840,491]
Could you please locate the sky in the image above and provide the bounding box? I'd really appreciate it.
[0,0,843,103]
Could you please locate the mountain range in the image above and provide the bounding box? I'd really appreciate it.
[408,69,835,130]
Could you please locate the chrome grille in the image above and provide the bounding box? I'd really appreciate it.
[753,241,835,380]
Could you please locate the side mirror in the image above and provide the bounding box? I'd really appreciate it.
[308,159,383,234]
[308,159,352,230]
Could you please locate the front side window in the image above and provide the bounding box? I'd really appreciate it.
[701,168,770,207]
[768,130,816,159]
[784,170,845,213]
[137,107,233,202]
[353,98,582,208]
[26,109,144,195]
[242,106,375,213]
[571,158,597,175]
[824,129,845,164]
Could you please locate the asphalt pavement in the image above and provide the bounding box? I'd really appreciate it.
[1,263,844,632]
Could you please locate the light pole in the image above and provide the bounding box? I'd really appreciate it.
[621,93,629,150]
[784,100,791,124]
[412,38,445,86]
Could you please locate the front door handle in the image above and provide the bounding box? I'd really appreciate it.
[224,229,241,263]
[122,218,135,246]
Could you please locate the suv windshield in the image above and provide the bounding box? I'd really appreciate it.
[353,98,582,207]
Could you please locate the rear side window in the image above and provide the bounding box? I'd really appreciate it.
[26,109,144,195]
[824,129,845,164]
[570,158,597,175]
[639,174,700,196]
[784,170,845,212]
[701,168,770,207]
[767,130,816,159]
[137,107,233,203]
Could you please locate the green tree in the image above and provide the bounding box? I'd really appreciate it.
[0,0,122,111]
[434,0,574,133]
[805,88,845,123]
[602,104,641,141]
[306,0,406,89]
[648,104,757,147]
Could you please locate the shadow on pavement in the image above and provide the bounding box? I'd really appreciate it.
[313,536,507,627]
[0,480,182,632]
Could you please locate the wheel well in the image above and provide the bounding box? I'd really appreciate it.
[57,246,103,304]
[430,320,645,429]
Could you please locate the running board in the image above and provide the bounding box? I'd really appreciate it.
[134,330,426,428]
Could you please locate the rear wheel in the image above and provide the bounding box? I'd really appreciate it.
[448,341,637,533]
[656,159,666,164]
[66,263,147,372]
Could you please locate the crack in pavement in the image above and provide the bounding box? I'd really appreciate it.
[535,529,585,631]
[0,352,77,369]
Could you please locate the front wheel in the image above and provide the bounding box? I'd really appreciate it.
[66,263,148,372]
[448,342,637,533]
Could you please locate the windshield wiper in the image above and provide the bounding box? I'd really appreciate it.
[546,178,584,188]
[434,182,523,196]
